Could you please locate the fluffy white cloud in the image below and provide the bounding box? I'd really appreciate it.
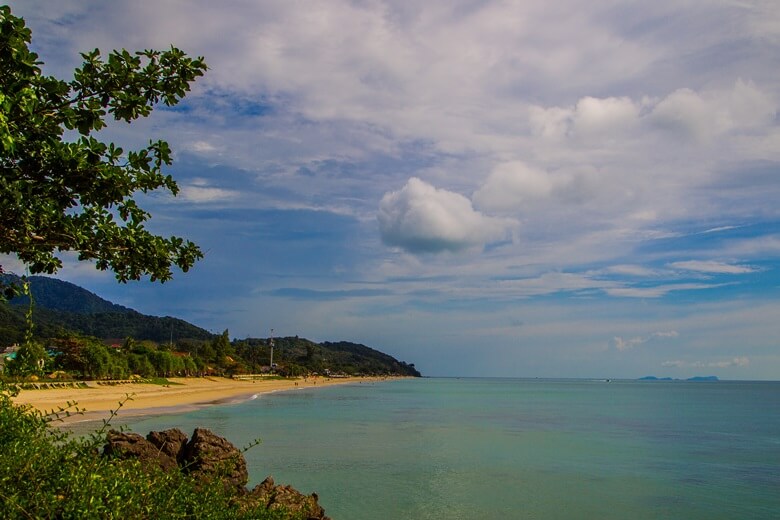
[378,178,514,253]
[649,88,714,140]
[471,160,613,218]
[649,80,776,141]
[528,106,571,139]
[725,79,776,129]
[472,161,555,212]
[530,80,775,146]
[572,96,641,137]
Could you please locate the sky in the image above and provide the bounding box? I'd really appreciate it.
[4,0,780,379]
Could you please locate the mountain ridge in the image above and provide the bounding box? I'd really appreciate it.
[1,274,214,344]
[3,274,133,314]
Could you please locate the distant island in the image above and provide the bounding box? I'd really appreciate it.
[638,375,720,382]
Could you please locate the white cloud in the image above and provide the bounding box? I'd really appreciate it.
[528,95,641,140]
[701,226,740,234]
[603,264,662,277]
[614,336,645,351]
[648,80,776,141]
[188,141,218,153]
[377,177,515,254]
[669,260,758,274]
[572,96,640,138]
[723,235,780,257]
[614,330,678,351]
[528,106,571,139]
[0,252,113,283]
[499,271,619,298]
[177,184,240,203]
[711,356,751,368]
[605,283,723,298]
[727,79,776,129]
[649,88,714,140]
[472,161,555,212]
[0,255,29,275]
[529,80,775,147]
[471,160,613,218]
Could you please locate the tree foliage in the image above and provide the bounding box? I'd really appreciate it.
[0,6,206,282]
[6,340,47,376]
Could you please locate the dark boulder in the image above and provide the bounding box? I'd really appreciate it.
[103,427,328,518]
[180,427,248,491]
[103,429,178,472]
[146,428,188,463]
[248,476,330,520]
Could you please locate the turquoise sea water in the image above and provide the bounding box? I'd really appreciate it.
[122,378,779,519]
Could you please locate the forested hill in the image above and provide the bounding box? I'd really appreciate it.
[0,275,421,377]
[321,341,420,375]
[237,337,421,377]
[0,274,213,344]
[3,275,132,314]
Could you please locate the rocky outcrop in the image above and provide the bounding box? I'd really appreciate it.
[146,427,188,464]
[104,430,179,472]
[104,428,329,519]
[248,476,328,520]
[180,427,248,491]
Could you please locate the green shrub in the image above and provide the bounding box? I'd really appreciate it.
[0,383,299,519]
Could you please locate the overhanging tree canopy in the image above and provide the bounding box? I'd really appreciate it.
[0,6,206,282]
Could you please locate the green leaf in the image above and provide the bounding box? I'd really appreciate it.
[0,6,206,282]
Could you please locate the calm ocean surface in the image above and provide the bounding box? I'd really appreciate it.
[121,378,779,519]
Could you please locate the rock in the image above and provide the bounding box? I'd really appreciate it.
[248,476,330,520]
[103,427,328,518]
[146,428,188,463]
[180,427,248,491]
[103,429,179,472]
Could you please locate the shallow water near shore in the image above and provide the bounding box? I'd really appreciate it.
[121,378,779,519]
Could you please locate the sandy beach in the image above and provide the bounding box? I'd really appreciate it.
[12,376,391,423]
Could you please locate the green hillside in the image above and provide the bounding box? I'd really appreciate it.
[235,337,421,377]
[0,276,421,377]
[0,275,213,345]
[4,275,132,314]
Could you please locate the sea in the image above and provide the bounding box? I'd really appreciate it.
[117,378,779,520]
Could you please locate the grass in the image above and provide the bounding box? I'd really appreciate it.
[141,377,184,386]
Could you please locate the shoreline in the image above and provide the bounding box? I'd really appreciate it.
[11,376,400,425]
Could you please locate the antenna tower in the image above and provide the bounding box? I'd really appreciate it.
[269,328,275,371]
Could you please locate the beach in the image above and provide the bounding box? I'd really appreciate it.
[12,376,389,422]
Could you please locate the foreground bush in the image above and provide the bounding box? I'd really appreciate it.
[0,384,300,519]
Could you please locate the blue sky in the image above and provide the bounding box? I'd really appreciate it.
[5,0,780,379]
